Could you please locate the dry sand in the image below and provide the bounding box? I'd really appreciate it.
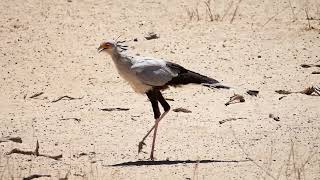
[1,0,320,179]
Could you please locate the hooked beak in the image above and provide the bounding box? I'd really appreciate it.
[97,46,105,53]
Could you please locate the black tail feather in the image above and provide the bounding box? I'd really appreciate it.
[167,70,218,85]
[164,62,230,89]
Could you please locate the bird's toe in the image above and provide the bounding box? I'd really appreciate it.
[138,141,146,153]
[149,155,156,161]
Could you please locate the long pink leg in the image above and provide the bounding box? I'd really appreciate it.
[149,111,169,160]
[138,111,169,155]
[149,118,159,160]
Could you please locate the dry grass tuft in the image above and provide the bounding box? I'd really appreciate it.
[204,0,219,21]
[186,3,200,21]
[231,127,319,180]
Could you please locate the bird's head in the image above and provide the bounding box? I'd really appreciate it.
[97,40,117,54]
[98,39,128,54]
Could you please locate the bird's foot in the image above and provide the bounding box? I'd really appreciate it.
[149,155,155,161]
[138,141,146,153]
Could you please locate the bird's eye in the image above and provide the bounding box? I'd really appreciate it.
[102,43,110,49]
[106,43,113,47]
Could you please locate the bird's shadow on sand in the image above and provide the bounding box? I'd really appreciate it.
[109,159,250,167]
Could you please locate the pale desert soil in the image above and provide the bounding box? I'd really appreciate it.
[0,0,320,179]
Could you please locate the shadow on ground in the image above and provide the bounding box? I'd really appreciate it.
[109,159,250,166]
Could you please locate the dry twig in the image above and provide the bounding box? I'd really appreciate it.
[230,0,242,24]
[246,90,259,96]
[29,92,44,99]
[262,6,289,27]
[60,118,81,122]
[279,96,287,100]
[275,85,320,96]
[204,0,215,21]
[0,136,22,143]
[305,8,313,30]
[275,90,292,95]
[219,117,247,124]
[225,94,245,106]
[172,107,192,113]
[145,32,159,40]
[100,108,130,111]
[300,64,320,68]
[269,114,280,121]
[6,140,62,160]
[23,174,51,180]
[51,95,83,103]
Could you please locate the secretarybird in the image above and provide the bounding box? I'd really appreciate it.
[98,39,230,160]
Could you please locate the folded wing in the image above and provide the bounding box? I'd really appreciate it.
[131,58,178,87]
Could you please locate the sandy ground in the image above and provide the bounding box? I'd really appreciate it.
[1,0,320,179]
